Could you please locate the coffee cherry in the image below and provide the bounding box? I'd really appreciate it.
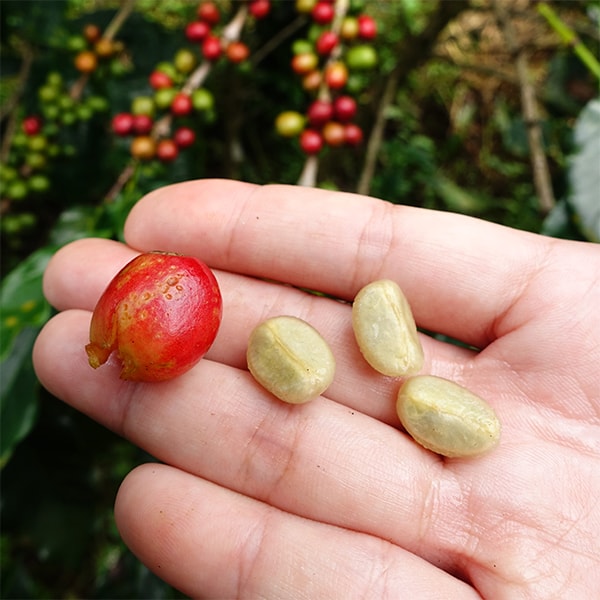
[295,0,317,13]
[302,70,322,91]
[154,88,177,110]
[324,61,348,89]
[299,129,323,154]
[170,92,193,116]
[94,38,114,58]
[357,14,377,40]
[22,116,43,136]
[316,31,338,55]
[112,113,134,136]
[307,100,333,127]
[344,123,363,146]
[197,1,220,25]
[131,96,155,116]
[130,136,156,160]
[185,20,211,42]
[156,139,179,162]
[322,121,345,146]
[83,23,101,44]
[132,114,154,135]
[26,152,47,170]
[149,70,173,89]
[226,41,250,64]
[249,0,271,19]
[27,134,48,152]
[291,52,318,75]
[28,173,51,193]
[202,35,222,61]
[174,48,197,73]
[333,95,357,122]
[174,126,196,148]
[74,50,98,73]
[192,88,214,111]
[312,1,335,24]
[340,16,359,40]
[346,44,377,70]
[275,111,305,137]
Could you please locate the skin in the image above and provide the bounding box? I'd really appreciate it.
[33,179,600,599]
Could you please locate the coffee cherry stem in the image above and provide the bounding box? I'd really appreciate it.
[297,153,319,187]
[220,4,248,43]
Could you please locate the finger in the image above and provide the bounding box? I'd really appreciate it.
[32,309,506,582]
[124,179,548,348]
[115,463,481,599]
[41,238,474,424]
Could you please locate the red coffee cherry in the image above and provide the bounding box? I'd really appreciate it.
[249,0,271,19]
[333,95,357,122]
[316,31,338,55]
[299,129,323,154]
[156,138,179,162]
[170,92,193,116]
[312,1,335,24]
[357,14,377,40]
[112,112,134,136]
[149,70,173,90]
[344,123,363,146]
[197,1,220,25]
[22,116,43,136]
[202,35,222,61]
[132,114,154,135]
[324,61,348,89]
[86,252,222,382]
[322,121,345,147]
[307,99,334,127]
[185,20,211,42]
[174,126,196,148]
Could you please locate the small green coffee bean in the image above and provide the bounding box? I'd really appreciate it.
[247,316,335,404]
[352,279,424,377]
[396,375,501,458]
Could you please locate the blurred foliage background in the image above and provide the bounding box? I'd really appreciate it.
[1,0,598,597]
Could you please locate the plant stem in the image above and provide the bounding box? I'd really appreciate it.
[537,1,600,80]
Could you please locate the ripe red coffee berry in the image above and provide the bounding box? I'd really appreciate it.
[322,121,345,146]
[312,1,335,24]
[86,252,222,382]
[249,0,271,19]
[156,139,179,162]
[344,122,363,146]
[112,112,134,136]
[300,129,323,154]
[197,1,220,25]
[357,14,377,40]
[324,61,348,89]
[149,70,173,90]
[307,99,333,127]
[185,20,211,42]
[171,92,193,116]
[174,126,196,148]
[202,35,222,61]
[22,116,43,136]
[316,31,338,55]
[132,114,153,135]
[333,95,357,122]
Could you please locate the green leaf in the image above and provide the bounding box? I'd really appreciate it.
[1,246,55,361]
[0,327,40,467]
[568,98,600,241]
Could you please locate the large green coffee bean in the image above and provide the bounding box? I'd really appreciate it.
[247,316,335,404]
[352,279,424,377]
[396,375,501,458]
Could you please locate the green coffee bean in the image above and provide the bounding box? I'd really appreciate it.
[396,375,501,458]
[247,316,335,404]
[352,279,424,377]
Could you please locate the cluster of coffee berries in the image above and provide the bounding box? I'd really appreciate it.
[276,0,378,155]
[1,69,108,214]
[183,1,262,64]
[72,23,125,75]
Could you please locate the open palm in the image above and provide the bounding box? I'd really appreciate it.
[34,180,600,598]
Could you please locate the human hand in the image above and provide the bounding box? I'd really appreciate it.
[33,179,600,598]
